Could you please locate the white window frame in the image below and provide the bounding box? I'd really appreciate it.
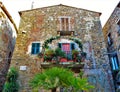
[27,41,41,55]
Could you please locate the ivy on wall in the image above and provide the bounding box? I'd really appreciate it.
[42,36,83,50]
[42,36,60,49]
[40,36,85,62]
[69,37,83,50]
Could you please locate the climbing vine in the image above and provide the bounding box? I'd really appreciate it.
[40,36,86,62]
[69,37,83,50]
[42,36,83,50]
[42,36,60,49]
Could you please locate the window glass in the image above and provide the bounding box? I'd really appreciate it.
[107,33,113,45]
[58,43,75,60]
[31,43,40,54]
[111,55,119,70]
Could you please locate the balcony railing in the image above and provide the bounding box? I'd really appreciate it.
[57,30,74,36]
[41,62,84,73]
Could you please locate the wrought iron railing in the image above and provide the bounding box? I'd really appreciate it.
[64,51,72,60]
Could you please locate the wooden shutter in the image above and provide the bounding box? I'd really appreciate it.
[36,43,40,54]
[58,43,62,49]
[71,43,75,50]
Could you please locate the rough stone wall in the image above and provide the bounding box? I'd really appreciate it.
[11,5,114,92]
[103,3,120,91]
[0,8,16,91]
[103,4,120,64]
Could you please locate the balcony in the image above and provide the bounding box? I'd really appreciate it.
[41,62,84,73]
[57,30,74,36]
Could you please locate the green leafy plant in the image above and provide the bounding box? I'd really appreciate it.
[72,50,79,56]
[54,48,66,62]
[30,67,94,92]
[72,50,81,62]
[3,67,19,92]
[55,48,66,58]
[43,36,60,49]
[44,49,55,61]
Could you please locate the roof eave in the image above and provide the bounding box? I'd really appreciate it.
[0,2,18,33]
[18,4,102,17]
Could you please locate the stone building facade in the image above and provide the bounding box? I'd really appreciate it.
[103,2,120,91]
[0,2,17,91]
[11,4,114,92]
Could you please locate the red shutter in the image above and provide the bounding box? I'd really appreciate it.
[62,43,70,54]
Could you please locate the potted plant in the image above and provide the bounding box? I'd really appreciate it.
[72,50,79,62]
[54,48,66,62]
[81,52,87,62]
[44,49,55,62]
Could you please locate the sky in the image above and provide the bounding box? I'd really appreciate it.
[1,0,120,28]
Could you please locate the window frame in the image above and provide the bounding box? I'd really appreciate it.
[107,33,113,46]
[59,16,71,31]
[31,42,40,55]
[110,55,119,70]
[58,42,75,60]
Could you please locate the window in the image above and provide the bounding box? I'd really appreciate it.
[59,17,71,31]
[58,43,75,60]
[31,43,40,54]
[107,33,113,46]
[111,55,119,70]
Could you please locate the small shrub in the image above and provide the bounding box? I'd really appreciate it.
[55,48,66,58]
[3,67,19,92]
[72,50,79,56]
[44,49,55,61]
